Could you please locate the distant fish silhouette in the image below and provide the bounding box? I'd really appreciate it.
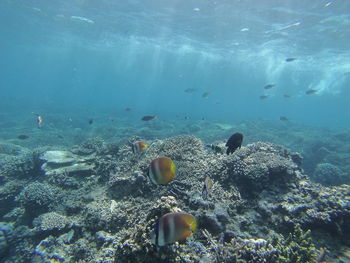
[201,92,210,98]
[283,94,291,98]
[280,116,289,121]
[184,88,196,93]
[125,107,132,112]
[88,119,93,125]
[305,89,318,95]
[264,84,275,89]
[260,95,269,100]
[17,135,29,140]
[141,115,157,121]
[286,57,297,62]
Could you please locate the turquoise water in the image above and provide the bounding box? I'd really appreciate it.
[1,0,350,128]
[1,2,350,262]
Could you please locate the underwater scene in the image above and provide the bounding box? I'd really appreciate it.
[1,0,350,262]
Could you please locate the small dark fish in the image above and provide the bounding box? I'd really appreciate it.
[88,119,93,125]
[260,95,269,100]
[214,101,221,104]
[141,115,156,121]
[32,113,43,128]
[226,133,243,155]
[184,88,196,93]
[184,116,189,120]
[17,135,29,140]
[206,144,224,154]
[264,84,275,89]
[283,94,291,98]
[280,116,289,121]
[286,57,297,62]
[305,89,318,95]
[125,107,132,112]
[202,92,210,98]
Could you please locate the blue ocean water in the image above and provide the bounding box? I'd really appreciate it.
[1,0,349,128]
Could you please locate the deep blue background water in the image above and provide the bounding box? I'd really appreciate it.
[1,0,350,128]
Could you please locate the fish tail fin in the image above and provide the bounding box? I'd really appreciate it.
[191,217,197,232]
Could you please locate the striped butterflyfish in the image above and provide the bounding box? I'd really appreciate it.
[152,212,197,246]
[148,157,176,185]
[132,141,149,154]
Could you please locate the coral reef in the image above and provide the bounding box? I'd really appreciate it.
[312,163,347,186]
[16,182,57,214]
[0,135,349,263]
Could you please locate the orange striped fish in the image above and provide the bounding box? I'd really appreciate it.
[152,212,197,246]
[148,157,176,185]
[131,141,149,154]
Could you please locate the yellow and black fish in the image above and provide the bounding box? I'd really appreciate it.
[132,141,149,154]
[148,157,176,185]
[202,176,214,199]
[151,212,197,246]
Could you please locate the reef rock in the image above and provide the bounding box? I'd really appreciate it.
[0,222,12,259]
[40,150,95,177]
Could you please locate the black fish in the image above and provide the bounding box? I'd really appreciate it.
[17,135,29,140]
[88,119,93,125]
[141,115,156,121]
[305,89,318,95]
[260,95,269,100]
[286,57,297,62]
[202,92,210,98]
[280,116,289,121]
[226,133,243,155]
[125,107,132,112]
[283,94,291,98]
[184,88,196,93]
[264,84,275,89]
